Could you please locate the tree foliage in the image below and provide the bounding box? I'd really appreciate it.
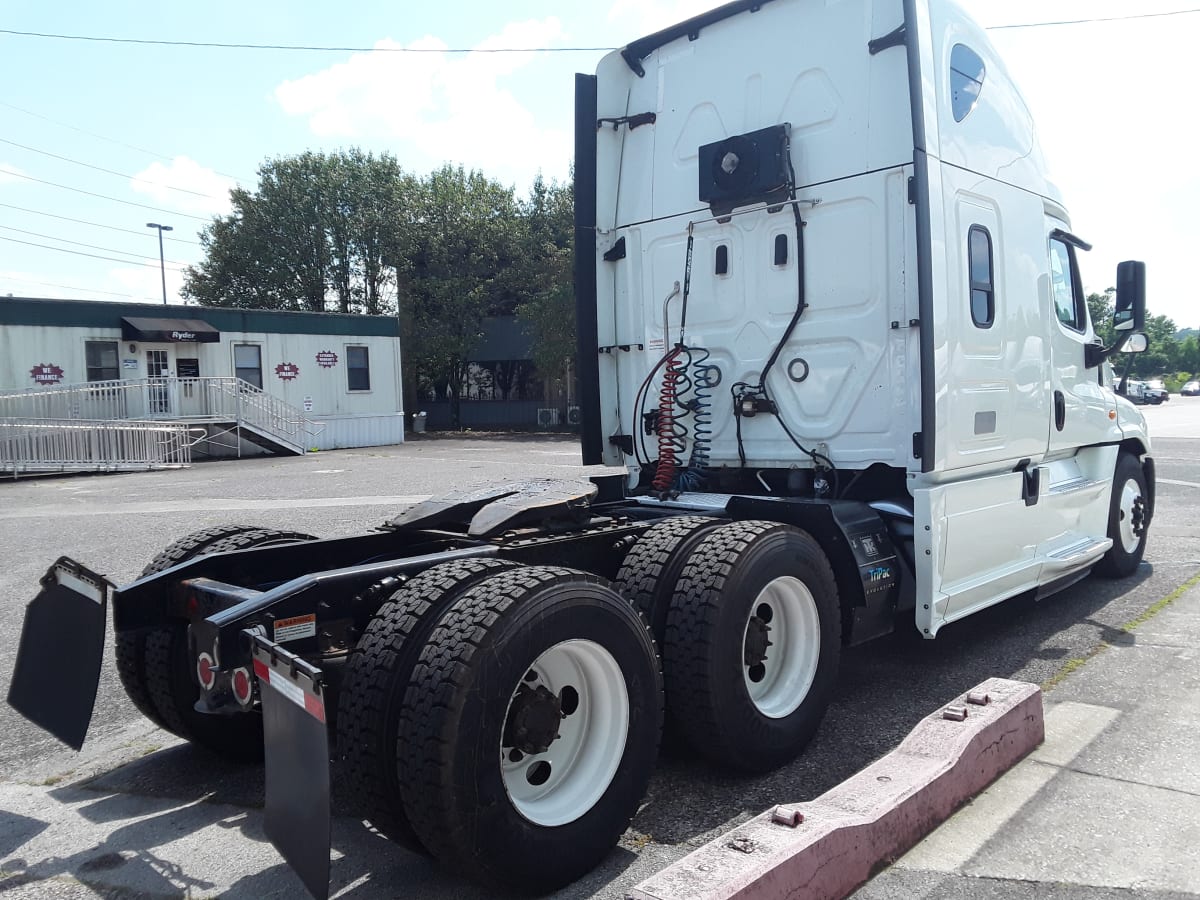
[183,150,412,314]
[404,165,525,424]
[183,151,579,427]
[515,174,576,398]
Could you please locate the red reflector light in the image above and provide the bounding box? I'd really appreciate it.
[232,667,253,705]
[196,653,216,690]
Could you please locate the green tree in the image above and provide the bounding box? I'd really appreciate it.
[1130,313,1178,377]
[1179,334,1200,377]
[1086,290,1115,347]
[183,150,411,313]
[516,174,576,405]
[405,164,524,426]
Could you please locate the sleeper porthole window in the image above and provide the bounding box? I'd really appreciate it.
[950,44,985,122]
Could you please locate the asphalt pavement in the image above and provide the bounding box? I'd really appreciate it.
[1,400,1198,899]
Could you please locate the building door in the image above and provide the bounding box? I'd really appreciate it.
[176,357,204,416]
[145,346,175,416]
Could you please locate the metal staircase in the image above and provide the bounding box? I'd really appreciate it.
[0,377,318,476]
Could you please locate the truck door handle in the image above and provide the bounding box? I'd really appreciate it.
[1054,390,1066,431]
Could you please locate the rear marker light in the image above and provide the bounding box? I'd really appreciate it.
[196,652,216,690]
[232,667,253,705]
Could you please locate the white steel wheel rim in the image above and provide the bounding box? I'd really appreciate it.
[1118,478,1144,553]
[500,639,629,827]
[742,576,821,719]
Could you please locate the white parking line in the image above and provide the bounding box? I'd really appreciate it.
[0,496,433,519]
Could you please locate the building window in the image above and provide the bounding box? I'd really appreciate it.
[968,226,994,328]
[234,344,263,389]
[950,44,986,122]
[1049,238,1085,331]
[347,346,371,391]
[85,341,119,382]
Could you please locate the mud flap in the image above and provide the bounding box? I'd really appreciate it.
[249,632,331,900]
[6,558,113,750]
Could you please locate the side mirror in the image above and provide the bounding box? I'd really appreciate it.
[1113,261,1146,333]
[1124,332,1148,353]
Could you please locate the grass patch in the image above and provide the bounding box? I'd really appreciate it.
[624,831,654,851]
[1042,644,1111,692]
[1042,569,1200,692]
[1120,570,1200,633]
[40,774,65,786]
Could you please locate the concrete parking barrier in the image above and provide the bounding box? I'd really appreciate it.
[628,677,1044,900]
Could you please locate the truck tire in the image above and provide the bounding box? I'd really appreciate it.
[119,526,315,760]
[116,524,268,725]
[398,566,662,893]
[1095,453,1150,578]
[614,515,722,642]
[336,557,516,851]
[665,520,840,773]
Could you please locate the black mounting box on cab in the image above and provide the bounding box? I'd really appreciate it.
[698,124,792,214]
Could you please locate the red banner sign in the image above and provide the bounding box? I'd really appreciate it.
[30,363,64,385]
[316,350,338,368]
[275,362,300,381]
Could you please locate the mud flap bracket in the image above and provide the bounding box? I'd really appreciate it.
[6,558,113,751]
[249,631,331,900]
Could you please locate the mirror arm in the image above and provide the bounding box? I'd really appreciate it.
[1085,332,1135,369]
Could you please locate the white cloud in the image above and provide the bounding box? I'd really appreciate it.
[129,157,236,217]
[109,264,188,305]
[273,19,573,186]
[0,162,28,184]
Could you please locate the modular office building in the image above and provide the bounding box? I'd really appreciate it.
[0,297,405,453]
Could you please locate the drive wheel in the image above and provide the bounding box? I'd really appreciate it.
[120,526,315,760]
[399,566,662,892]
[1095,453,1150,578]
[614,515,723,642]
[665,520,840,773]
[336,557,516,851]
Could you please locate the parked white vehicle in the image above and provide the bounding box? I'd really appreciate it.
[579,0,1155,639]
[8,1,1158,896]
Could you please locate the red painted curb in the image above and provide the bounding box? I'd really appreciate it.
[629,677,1044,900]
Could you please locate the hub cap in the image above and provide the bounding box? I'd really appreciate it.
[1118,478,1146,553]
[742,576,821,719]
[500,640,629,827]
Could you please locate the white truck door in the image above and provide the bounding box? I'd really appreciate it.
[1044,222,1113,457]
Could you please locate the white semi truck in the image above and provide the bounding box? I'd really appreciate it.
[8,1,1153,897]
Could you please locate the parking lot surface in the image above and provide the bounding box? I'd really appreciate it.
[2,405,1198,898]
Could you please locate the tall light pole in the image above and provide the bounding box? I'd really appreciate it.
[146,222,173,305]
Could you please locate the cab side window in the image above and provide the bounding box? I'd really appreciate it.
[1049,238,1085,332]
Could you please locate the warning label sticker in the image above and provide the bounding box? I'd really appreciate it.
[273,613,317,643]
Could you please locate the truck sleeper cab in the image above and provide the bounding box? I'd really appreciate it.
[7,1,1153,898]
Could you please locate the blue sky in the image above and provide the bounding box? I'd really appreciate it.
[1,0,1196,329]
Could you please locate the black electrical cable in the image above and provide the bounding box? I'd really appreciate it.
[759,146,807,386]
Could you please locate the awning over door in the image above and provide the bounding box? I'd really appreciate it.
[121,317,220,343]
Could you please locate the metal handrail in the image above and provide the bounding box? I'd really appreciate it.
[0,417,203,477]
[0,377,320,448]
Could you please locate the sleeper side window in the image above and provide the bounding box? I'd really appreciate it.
[968,225,994,328]
[950,45,986,122]
[1049,239,1085,332]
